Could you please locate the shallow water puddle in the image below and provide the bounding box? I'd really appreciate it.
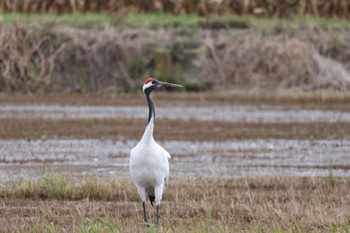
[0,104,350,122]
[0,139,349,180]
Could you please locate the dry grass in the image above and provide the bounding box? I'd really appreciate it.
[0,0,349,19]
[1,20,350,92]
[201,33,350,91]
[0,23,136,92]
[0,175,349,232]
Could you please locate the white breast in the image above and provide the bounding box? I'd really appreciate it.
[130,136,170,189]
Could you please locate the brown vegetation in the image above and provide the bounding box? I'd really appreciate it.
[205,34,350,90]
[1,23,350,93]
[0,0,349,18]
[0,176,349,232]
[0,23,136,92]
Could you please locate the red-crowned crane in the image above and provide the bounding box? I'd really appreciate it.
[130,77,182,227]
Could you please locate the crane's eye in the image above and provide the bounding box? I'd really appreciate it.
[152,80,157,85]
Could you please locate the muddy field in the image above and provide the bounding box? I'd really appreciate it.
[0,92,350,179]
[0,92,350,232]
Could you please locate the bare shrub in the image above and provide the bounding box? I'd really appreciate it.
[1,22,350,92]
[199,32,350,90]
[52,28,133,92]
[0,24,173,92]
[50,26,172,92]
[0,22,63,91]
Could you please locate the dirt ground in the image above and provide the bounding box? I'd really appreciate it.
[1,91,350,109]
[1,117,350,141]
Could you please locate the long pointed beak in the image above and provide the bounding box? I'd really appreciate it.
[158,81,183,88]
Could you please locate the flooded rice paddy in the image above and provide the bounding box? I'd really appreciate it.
[0,138,349,181]
[1,104,350,123]
[0,99,350,180]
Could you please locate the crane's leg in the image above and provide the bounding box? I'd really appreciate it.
[154,185,164,227]
[156,204,160,227]
[136,185,149,226]
[142,202,149,226]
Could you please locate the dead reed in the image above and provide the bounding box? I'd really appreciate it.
[0,23,141,92]
[0,0,349,19]
[0,22,350,93]
[200,32,350,91]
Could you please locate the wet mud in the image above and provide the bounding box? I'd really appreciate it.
[1,138,349,181]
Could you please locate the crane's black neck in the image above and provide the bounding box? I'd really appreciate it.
[145,90,155,124]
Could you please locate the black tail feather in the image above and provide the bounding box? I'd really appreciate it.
[148,194,155,207]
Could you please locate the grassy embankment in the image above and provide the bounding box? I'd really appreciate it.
[1,12,350,93]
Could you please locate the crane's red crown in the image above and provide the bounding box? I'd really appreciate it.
[145,77,154,84]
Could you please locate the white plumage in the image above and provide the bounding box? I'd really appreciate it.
[130,117,170,206]
[129,77,182,226]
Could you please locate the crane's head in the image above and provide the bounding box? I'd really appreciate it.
[143,77,182,94]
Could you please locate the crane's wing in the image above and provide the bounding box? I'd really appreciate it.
[156,143,171,159]
[165,150,171,159]
[163,148,171,159]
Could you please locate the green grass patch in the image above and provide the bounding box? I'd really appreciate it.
[0,174,137,200]
[2,12,349,30]
[123,12,199,28]
[0,12,110,29]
